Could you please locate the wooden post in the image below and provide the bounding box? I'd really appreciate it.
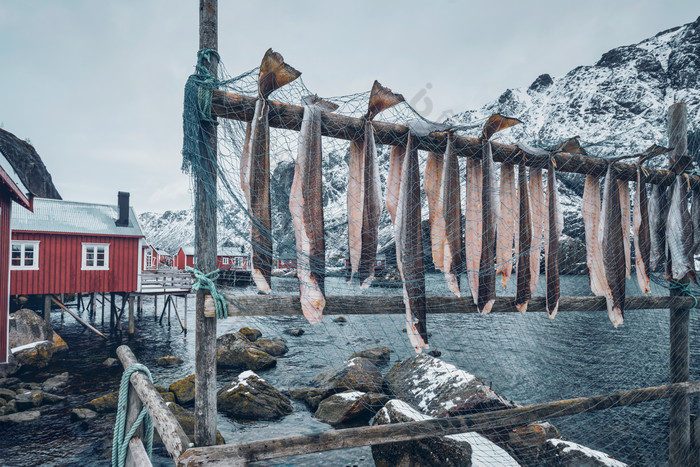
[110,292,116,329]
[154,295,158,319]
[101,293,105,325]
[128,296,135,335]
[124,374,144,467]
[195,0,218,447]
[184,295,188,330]
[668,102,691,467]
[43,295,51,331]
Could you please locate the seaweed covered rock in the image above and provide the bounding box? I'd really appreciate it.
[238,327,262,341]
[156,356,184,367]
[216,332,277,371]
[349,346,391,365]
[169,374,195,405]
[253,337,288,357]
[163,402,225,445]
[314,391,389,427]
[217,371,292,420]
[84,391,119,413]
[544,439,628,466]
[312,358,384,394]
[288,387,333,412]
[11,341,53,369]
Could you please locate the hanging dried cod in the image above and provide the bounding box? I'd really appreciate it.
[246,49,301,294]
[465,156,483,305]
[514,158,532,313]
[601,162,626,327]
[649,183,668,272]
[425,150,445,272]
[441,134,464,296]
[666,173,697,283]
[395,133,428,352]
[583,174,606,297]
[477,114,521,314]
[290,96,338,323]
[496,161,517,289]
[348,81,403,287]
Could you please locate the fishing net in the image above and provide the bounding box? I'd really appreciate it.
[181,48,700,466]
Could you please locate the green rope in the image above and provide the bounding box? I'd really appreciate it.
[186,266,228,319]
[182,48,220,175]
[111,363,155,467]
[667,279,700,308]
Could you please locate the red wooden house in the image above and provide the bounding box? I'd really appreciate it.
[174,246,249,271]
[9,192,144,297]
[142,244,164,270]
[0,153,33,364]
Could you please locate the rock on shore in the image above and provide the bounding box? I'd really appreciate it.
[217,371,292,420]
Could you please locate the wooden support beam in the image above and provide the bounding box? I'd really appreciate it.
[224,294,697,316]
[211,90,699,188]
[117,345,192,461]
[125,370,144,467]
[178,381,700,466]
[126,438,153,467]
[51,296,107,339]
[669,102,691,467]
[43,295,51,331]
[195,0,219,448]
[128,296,135,335]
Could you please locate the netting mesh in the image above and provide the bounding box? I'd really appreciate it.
[182,49,700,466]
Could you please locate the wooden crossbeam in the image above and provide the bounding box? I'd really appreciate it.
[211,90,697,187]
[177,381,700,466]
[224,294,697,316]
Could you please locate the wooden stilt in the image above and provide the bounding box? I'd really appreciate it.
[184,295,188,331]
[110,292,116,329]
[194,0,219,447]
[668,102,691,467]
[128,296,135,335]
[43,295,51,331]
[77,293,82,311]
[154,295,158,319]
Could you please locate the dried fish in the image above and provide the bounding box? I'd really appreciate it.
[441,134,464,296]
[545,159,561,318]
[583,175,606,296]
[633,165,651,294]
[514,160,531,313]
[497,163,517,289]
[425,151,445,272]
[601,164,625,327]
[666,175,696,282]
[465,157,482,305]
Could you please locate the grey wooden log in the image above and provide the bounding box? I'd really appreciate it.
[195,0,219,448]
[124,379,144,467]
[224,294,697,316]
[177,381,700,466]
[117,345,192,461]
[210,90,700,188]
[126,438,153,467]
[668,102,691,467]
[50,296,108,339]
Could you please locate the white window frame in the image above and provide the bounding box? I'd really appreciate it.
[234,256,243,268]
[145,248,153,268]
[222,257,229,265]
[10,241,40,270]
[82,243,110,270]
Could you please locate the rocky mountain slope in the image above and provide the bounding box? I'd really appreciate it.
[139,16,700,268]
[0,128,61,199]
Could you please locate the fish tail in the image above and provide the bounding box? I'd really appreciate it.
[301,95,339,112]
[479,298,495,315]
[258,48,302,98]
[482,113,522,140]
[252,269,271,294]
[299,278,325,324]
[515,302,528,314]
[445,272,461,297]
[367,81,404,119]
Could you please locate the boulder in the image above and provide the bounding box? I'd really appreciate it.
[156,356,184,367]
[349,347,391,365]
[253,337,288,357]
[85,391,119,413]
[217,371,292,420]
[71,408,98,421]
[284,328,304,337]
[507,422,560,464]
[103,358,120,368]
[0,400,16,416]
[312,358,384,394]
[0,377,20,388]
[384,354,515,417]
[0,388,16,400]
[0,410,40,425]
[238,327,262,341]
[163,402,225,445]
[0,398,6,407]
[42,393,65,404]
[288,387,333,411]
[42,372,70,393]
[169,374,196,405]
[15,390,44,410]
[545,439,628,466]
[11,341,53,368]
[159,392,176,403]
[216,332,277,371]
[8,309,67,355]
[333,316,347,323]
[315,391,389,427]
[372,399,520,467]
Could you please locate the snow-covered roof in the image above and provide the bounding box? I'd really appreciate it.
[11,198,144,237]
[180,245,247,257]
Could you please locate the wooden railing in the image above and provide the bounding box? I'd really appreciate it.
[140,270,194,293]
[116,345,191,466]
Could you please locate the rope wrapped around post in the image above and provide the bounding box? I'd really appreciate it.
[111,363,155,467]
[186,266,228,319]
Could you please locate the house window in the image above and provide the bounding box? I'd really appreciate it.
[222,257,229,265]
[145,249,153,268]
[10,241,39,270]
[234,257,243,268]
[82,243,110,270]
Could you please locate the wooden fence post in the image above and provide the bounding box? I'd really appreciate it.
[128,296,135,335]
[43,295,51,331]
[194,0,218,447]
[668,102,691,466]
[124,376,144,467]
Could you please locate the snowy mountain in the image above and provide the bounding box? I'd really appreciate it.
[139,16,700,264]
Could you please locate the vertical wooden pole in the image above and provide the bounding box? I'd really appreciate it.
[43,295,51,331]
[195,0,218,447]
[128,296,135,335]
[110,292,116,329]
[184,295,188,330]
[668,102,691,467]
[124,377,144,467]
[154,295,158,319]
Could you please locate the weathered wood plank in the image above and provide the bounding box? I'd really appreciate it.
[211,90,699,188]
[177,381,700,466]
[126,438,153,467]
[124,385,144,467]
[195,0,219,448]
[224,294,696,316]
[117,345,191,461]
[50,296,108,339]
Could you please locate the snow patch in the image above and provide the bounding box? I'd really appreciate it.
[335,391,364,401]
[11,340,50,353]
[548,439,627,466]
[407,358,476,411]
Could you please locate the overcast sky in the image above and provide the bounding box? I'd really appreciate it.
[0,1,697,214]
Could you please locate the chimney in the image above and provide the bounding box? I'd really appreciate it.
[116,191,130,227]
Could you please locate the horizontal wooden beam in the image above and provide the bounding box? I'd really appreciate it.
[117,345,192,461]
[224,294,696,316]
[211,90,698,187]
[177,381,700,466]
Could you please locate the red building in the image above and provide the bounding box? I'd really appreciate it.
[0,155,33,364]
[174,246,249,271]
[9,193,144,297]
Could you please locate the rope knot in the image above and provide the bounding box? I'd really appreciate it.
[186,266,228,319]
[112,363,154,467]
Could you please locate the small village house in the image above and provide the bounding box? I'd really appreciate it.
[174,245,249,271]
